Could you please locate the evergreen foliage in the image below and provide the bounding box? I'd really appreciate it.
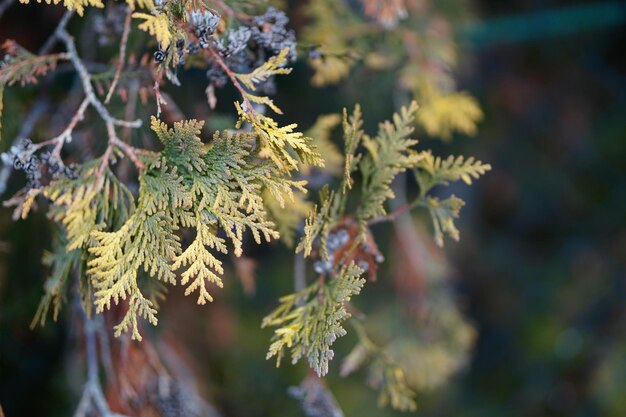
[303,0,484,139]
[0,40,67,141]
[18,0,105,16]
[85,118,307,340]
[267,102,489,407]
[0,1,490,414]
[262,262,365,377]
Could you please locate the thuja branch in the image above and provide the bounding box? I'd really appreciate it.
[207,47,256,119]
[104,6,132,105]
[32,98,89,156]
[56,28,144,173]
[368,198,428,226]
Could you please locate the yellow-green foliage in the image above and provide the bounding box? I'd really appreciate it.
[232,49,324,174]
[132,2,188,66]
[21,114,311,341]
[273,102,488,392]
[0,41,67,141]
[416,92,484,140]
[297,185,337,259]
[263,189,311,247]
[18,0,104,16]
[413,151,491,245]
[304,114,344,176]
[299,102,432,253]
[341,271,477,411]
[302,0,483,139]
[236,103,324,174]
[85,117,306,340]
[356,101,422,225]
[133,12,174,50]
[303,0,359,87]
[30,231,81,329]
[18,0,154,16]
[234,48,293,114]
[341,325,417,411]
[295,107,364,258]
[2,5,492,413]
[262,262,365,376]
[45,161,135,251]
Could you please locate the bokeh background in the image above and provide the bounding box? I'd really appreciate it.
[1,1,626,416]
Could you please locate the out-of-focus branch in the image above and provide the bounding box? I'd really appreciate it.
[212,0,250,22]
[95,315,116,389]
[32,97,88,156]
[74,302,128,417]
[207,48,256,120]
[294,252,307,306]
[0,100,48,195]
[105,7,132,105]
[56,28,144,175]
[368,195,428,226]
[39,10,74,55]
[289,375,344,417]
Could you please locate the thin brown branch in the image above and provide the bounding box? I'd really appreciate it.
[207,47,257,121]
[96,142,115,180]
[368,198,427,226]
[32,97,89,155]
[111,136,144,168]
[211,0,250,22]
[57,29,140,129]
[123,80,139,142]
[153,80,167,118]
[105,7,132,105]
[367,203,412,225]
[57,28,144,176]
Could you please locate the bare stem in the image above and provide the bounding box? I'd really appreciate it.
[105,7,132,105]
[74,291,128,417]
[57,28,144,174]
[207,48,256,120]
[32,97,89,155]
[39,10,74,55]
[367,198,427,226]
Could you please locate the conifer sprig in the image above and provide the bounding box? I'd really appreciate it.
[17,0,154,16]
[84,117,307,340]
[341,320,417,412]
[303,0,484,139]
[270,102,489,390]
[262,262,365,376]
[0,4,491,415]
[356,101,422,227]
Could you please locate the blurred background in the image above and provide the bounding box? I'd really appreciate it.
[1,1,626,416]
